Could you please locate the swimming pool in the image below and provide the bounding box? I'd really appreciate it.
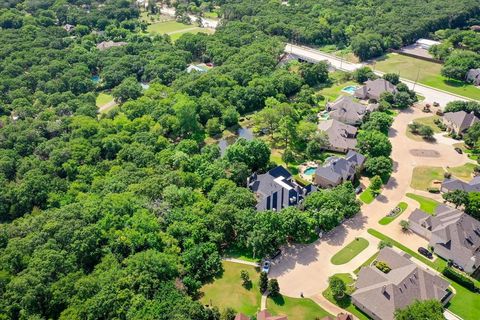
[341,85,357,95]
[91,75,101,84]
[319,111,330,120]
[304,167,316,175]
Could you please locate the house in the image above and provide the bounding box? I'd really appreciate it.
[354,78,397,101]
[467,68,480,86]
[314,151,365,188]
[415,38,441,50]
[235,310,287,320]
[318,119,357,153]
[321,314,353,320]
[326,96,368,126]
[96,41,128,51]
[442,111,479,135]
[352,247,452,320]
[186,64,209,73]
[408,205,480,274]
[63,24,75,32]
[441,176,480,193]
[248,166,314,211]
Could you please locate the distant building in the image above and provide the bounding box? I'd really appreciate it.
[441,176,480,193]
[321,314,353,320]
[415,38,441,50]
[248,166,314,211]
[63,24,75,32]
[467,68,480,86]
[96,41,127,51]
[354,78,397,101]
[442,111,479,135]
[318,119,357,153]
[326,96,368,126]
[314,151,365,188]
[186,64,209,73]
[408,205,480,274]
[352,247,452,320]
[235,310,287,320]
[471,25,480,32]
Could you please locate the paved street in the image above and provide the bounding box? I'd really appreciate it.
[270,106,474,299]
[284,43,471,106]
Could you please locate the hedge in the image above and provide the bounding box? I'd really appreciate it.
[442,267,476,291]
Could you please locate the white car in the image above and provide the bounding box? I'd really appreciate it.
[262,261,271,274]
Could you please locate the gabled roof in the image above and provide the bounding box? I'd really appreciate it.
[443,111,479,132]
[327,96,367,124]
[441,176,480,193]
[235,314,250,320]
[315,151,364,184]
[352,248,450,320]
[257,310,288,320]
[318,119,357,150]
[355,78,396,99]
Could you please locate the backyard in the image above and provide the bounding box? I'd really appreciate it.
[406,193,440,214]
[330,237,369,265]
[373,53,480,100]
[267,295,331,320]
[315,71,357,107]
[96,92,114,107]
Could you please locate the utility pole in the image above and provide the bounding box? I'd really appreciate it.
[413,68,420,91]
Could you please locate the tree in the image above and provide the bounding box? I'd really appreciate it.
[466,192,480,220]
[464,122,480,147]
[206,117,222,137]
[356,130,392,157]
[112,77,142,102]
[378,240,392,250]
[364,156,393,181]
[240,270,251,288]
[442,50,480,80]
[225,139,271,171]
[352,67,375,83]
[382,73,400,85]
[361,112,393,134]
[400,220,410,231]
[418,125,434,139]
[299,61,330,86]
[395,300,444,320]
[351,33,385,61]
[369,175,383,195]
[328,276,346,299]
[442,190,468,208]
[221,308,237,320]
[282,148,295,166]
[268,279,280,297]
[259,272,268,293]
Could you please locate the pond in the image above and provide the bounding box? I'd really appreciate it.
[218,126,254,155]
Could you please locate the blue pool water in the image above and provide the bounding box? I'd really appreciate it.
[304,167,316,175]
[341,85,357,94]
[91,75,100,83]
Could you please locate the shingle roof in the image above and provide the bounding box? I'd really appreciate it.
[355,78,396,100]
[441,176,480,192]
[352,248,450,320]
[318,119,357,150]
[327,96,367,125]
[257,310,288,320]
[96,41,127,50]
[315,151,365,184]
[443,111,479,133]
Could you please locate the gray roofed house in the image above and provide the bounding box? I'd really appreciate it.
[441,176,480,193]
[467,68,480,86]
[352,247,452,320]
[326,96,367,126]
[314,150,365,188]
[408,205,480,274]
[248,166,314,211]
[318,119,357,153]
[354,78,397,101]
[96,41,128,51]
[442,111,479,135]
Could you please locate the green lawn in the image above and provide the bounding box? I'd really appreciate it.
[406,193,440,215]
[223,246,259,263]
[359,188,375,204]
[267,295,331,320]
[410,166,444,191]
[374,53,480,101]
[354,252,379,274]
[406,116,442,142]
[96,92,114,107]
[447,163,476,181]
[169,28,214,41]
[378,202,408,225]
[322,273,370,320]
[147,21,195,34]
[200,261,261,316]
[316,78,357,107]
[331,237,369,265]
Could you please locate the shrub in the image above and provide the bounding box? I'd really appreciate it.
[378,240,393,250]
[427,187,440,193]
[240,270,251,288]
[259,272,268,293]
[442,267,475,291]
[328,276,347,299]
[268,279,280,296]
[400,220,410,231]
[374,260,391,273]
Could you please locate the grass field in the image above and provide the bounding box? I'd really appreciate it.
[267,295,331,320]
[359,188,375,204]
[378,202,408,225]
[200,261,261,316]
[406,115,442,141]
[410,166,444,191]
[316,73,357,107]
[169,28,214,41]
[448,163,476,181]
[96,92,114,107]
[374,53,480,100]
[406,193,440,214]
[146,20,214,41]
[331,237,369,265]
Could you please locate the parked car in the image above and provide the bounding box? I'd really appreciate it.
[454,147,463,154]
[355,186,363,194]
[418,247,433,259]
[433,102,440,107]
[270,249,282,260]
[262,261,271,274]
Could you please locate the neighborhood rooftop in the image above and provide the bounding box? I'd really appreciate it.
[318,119,357,152]
[441,176,480,193]
[443,110,479,134]
[315,150,365,188]
[354,78,397,101]
[326,96,367,125]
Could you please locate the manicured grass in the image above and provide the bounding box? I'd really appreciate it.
[410,166,444,191]
[447,163,476,181]
[200,261,261,316]
[224,246,259,263]
[406,193,440,215]
[331,237,369,265]
[414,115,442,133]
[322,273,370,320]
[374,53,480,100]
[316,79,357,107]
[147,21,195,34]
[267,295,331,320]
[359,188,375,204]
[169,28,214,41]
[96,92,114,107]
[447,282,480,320]
[378,202,408,225]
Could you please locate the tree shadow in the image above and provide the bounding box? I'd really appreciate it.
[271,294,285,306]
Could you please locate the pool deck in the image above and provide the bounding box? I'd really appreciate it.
[298,161,318,182]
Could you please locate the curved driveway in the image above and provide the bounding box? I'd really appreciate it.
[270,106,474,299]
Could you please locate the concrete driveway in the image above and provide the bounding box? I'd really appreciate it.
[270,106,473,299]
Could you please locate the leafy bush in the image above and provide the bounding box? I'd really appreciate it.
[442,267,476,291]
[374,261,391,273]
